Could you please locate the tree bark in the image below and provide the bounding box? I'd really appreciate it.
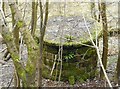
[31,0,38,37]
[100,2,108,79]
[38,0,49,87]
[2,2,5,13]
[9,4,20,87]
[1,1,40,87]
[117,34,120,85]
[98,1,101,22]
[116,2,120,85]
[1,25,27,86]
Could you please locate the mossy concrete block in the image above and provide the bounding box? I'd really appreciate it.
[40,16,101,84]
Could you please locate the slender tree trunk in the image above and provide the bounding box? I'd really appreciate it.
[10,3,19,52]
[31,0,38,37]
[38,1,43,87]
[1,1,40,87]
[117,34,120,85]
[1,1,20,86]
[1,25,27,86]
[10,4,20,87]
[98,1,101,22]
[38,0,49,87]
[100,2,108,79]
[116,2,120,85]
[2,2,5,13]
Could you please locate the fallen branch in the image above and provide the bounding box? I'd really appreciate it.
[81,11,112,88]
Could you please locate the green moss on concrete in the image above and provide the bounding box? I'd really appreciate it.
[42,42,97,84]
[41,16,99,84]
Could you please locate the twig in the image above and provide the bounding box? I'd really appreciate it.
[82,15,96,47]
[7,73,14,89]
[81,48,91,60]
[78,42,95,48]
[19,34,23,60]
[96,46,112,88]
[50,55,57,76]
[58,46,63,82]
[0,1,7,26]
[55,59,59,81]
[81,5,112,88]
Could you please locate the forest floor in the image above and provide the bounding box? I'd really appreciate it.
[0,36,118,88]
